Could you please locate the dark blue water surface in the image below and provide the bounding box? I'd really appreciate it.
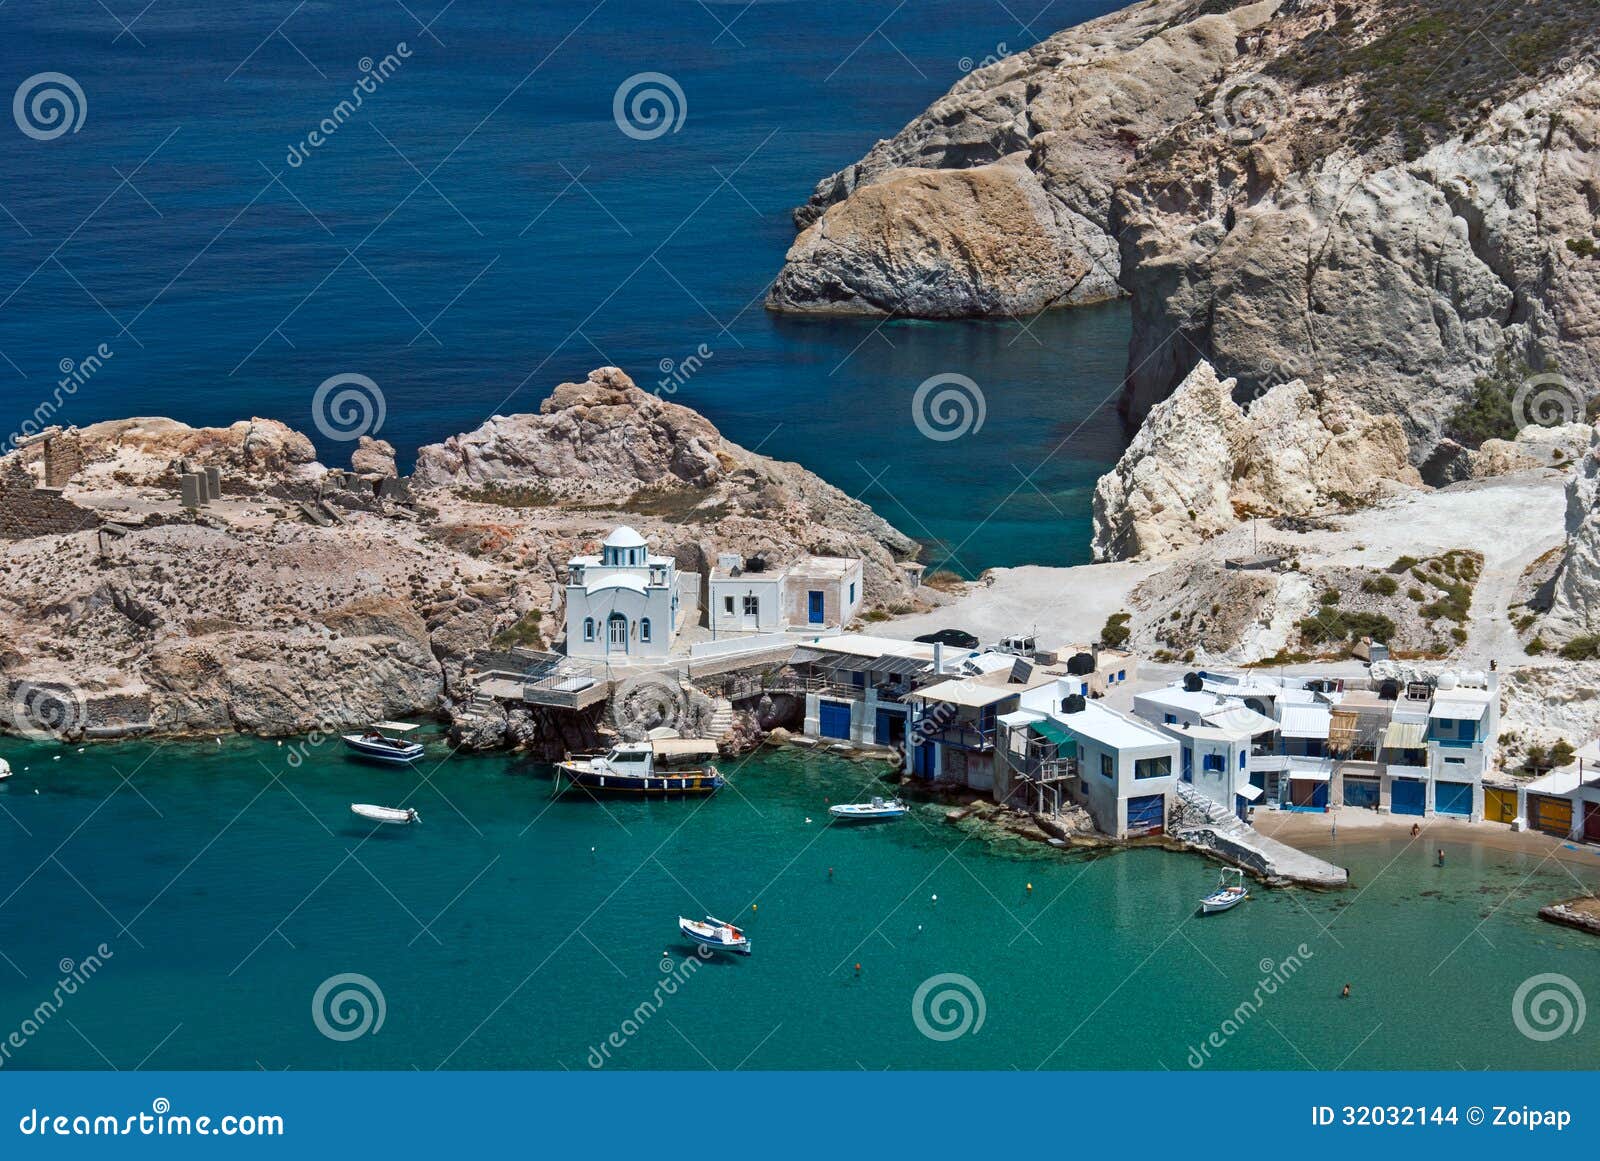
[0,0,1130,572]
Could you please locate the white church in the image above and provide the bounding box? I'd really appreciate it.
[564,526,680,661]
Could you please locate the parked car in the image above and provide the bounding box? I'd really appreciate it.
[914,628,979,650]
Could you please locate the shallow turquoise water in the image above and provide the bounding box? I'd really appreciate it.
[0,732,1595,1070]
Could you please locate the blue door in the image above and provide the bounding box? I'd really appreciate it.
[1391,779,1426,816]
[1126,794,1165,836]
[874,708,906,747]
[808,590,824,624]
[818,700,851,740]
[1343,778,1379,808]
[1435,780,1473,816]
[911,738,936,778]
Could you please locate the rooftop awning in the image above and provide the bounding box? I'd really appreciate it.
[1328,709,1361,748]
[1278,706,1331,740]
[787,647,826,665]
[1288,766,1332,783]
[1204,705,1280,735]
[866,653,933,677]
[1030,720,1075,750]
[1382,720,1427,750]
[650,738,719,758]
[1236,783,1264,802]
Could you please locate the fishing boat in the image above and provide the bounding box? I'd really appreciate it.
[828,796,907,821]
[554,738,722,796]
[350,803,419,825]
[1200,868,1249,914]
[678,915,751,956]
[341,721,424,765]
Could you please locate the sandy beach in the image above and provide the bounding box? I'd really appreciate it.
[1253,806,1600,873]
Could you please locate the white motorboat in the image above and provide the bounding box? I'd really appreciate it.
[0,758,10,780]
[678,915,751,956]
[1200,868,1249,914]
[342,721,424,765]
[351,803,419,825]
[828,796,907,821]
[555,739,723,796]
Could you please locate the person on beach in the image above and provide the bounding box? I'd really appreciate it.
[1410,822,1420,838]
[1437,848,1445,866]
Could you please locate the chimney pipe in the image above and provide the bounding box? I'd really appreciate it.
[933,642,944,674]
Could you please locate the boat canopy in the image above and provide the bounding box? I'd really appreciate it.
[371,720,421,733]
[650,738,719,758]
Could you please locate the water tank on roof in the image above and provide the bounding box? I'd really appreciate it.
[1436,671,1459,691]
[1062,694,1087,715]
[1066,652,1095,676]
[1460,670,1488,689]
[1378,679,1400,701]
[1182,672,1204,693]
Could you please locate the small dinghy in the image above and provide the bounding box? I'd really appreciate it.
[1200,868,1249,915]
[828,796,907,821]
[351,803,419,825]
[342,721,424,765]
[678,915,751,956]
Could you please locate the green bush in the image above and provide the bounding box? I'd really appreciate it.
[1361,574,1399,596]
[1101,612,1132,649]
[1558,635,1600,661]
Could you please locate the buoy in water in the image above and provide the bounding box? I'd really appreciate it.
[751,903,758,912]
[1026,882,1033,894]
[930,893,937,904]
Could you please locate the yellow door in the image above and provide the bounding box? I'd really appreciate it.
[1529,794,1573,837]
[1484,787,1518,825]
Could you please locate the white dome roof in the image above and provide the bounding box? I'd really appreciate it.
[602,525,647,549]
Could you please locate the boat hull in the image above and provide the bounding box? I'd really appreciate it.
[1200,892,1248,914]
[557,765,723,796]
[342,736,424,764]
[679,918,750,955]
[828,806,907,821]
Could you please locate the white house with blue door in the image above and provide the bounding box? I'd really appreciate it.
[708,553,864,635]
[564,526,680,662]
[998,680,1181,838]
[797,634,944,751]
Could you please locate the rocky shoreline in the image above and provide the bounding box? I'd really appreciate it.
[0,368,923,744]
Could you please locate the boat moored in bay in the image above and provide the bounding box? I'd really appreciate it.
[342,721,425,765]
[351,803,420,825]
[555,738,723,796]
[828,796,907,821]
[678,915,751,956]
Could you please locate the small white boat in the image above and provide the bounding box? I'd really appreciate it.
[678,915,751,956]
[828,796,907,821]
[342,721,424,765]
[0,758,11,780]
[1200,868,1249,914]
[351,803,419,825]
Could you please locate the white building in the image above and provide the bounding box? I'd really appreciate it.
[708,553,864,635]
[999,680,1181,838]
[564,526,680,662]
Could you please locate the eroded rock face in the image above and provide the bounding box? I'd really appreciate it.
[1542,432,1600,641]
[70,417,322,488]
[1090,360,1419,560]
[767,0,1282,317]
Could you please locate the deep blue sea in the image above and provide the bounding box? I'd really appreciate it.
[0,0,1134,573]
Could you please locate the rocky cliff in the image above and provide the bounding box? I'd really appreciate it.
[0,370,920,741]
[775,0,1600,463]
[1091,359,1419,559]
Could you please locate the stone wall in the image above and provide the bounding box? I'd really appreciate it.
[42,428,85,487]
[0,458,98,540]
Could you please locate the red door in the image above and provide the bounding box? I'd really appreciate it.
[1585,801,1600,843]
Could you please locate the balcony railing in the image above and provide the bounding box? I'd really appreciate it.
[930,722,997,752]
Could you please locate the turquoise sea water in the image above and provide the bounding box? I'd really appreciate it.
[0,0,1134,574]
[0,732,1595,1071]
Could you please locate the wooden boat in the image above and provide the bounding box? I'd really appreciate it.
[342,721,424,765]
[679,915,751,956]
[1200,868,1249,914]
[828,796,907,821]
[555,738,723,796]
[351,803,419,825]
